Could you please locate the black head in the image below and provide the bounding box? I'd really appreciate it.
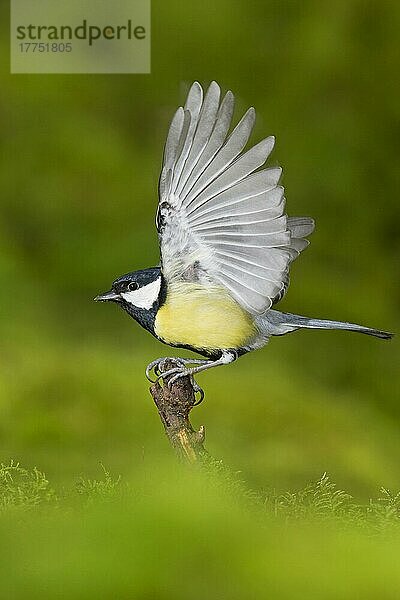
[95,267,165,330]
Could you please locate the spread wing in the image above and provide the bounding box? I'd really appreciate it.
[157,81,314,314]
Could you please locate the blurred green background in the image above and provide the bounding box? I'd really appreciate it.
[1,1,400,597]
[0,0,399,497]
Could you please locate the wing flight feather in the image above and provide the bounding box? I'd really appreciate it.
[157,82,315,314]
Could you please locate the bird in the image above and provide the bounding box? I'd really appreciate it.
[95,81,393,398]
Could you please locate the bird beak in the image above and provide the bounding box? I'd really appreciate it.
[94,290,120,302]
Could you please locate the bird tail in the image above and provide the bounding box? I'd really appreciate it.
[271,311,394,340]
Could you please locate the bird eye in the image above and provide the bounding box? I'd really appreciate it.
[128,282,138,292]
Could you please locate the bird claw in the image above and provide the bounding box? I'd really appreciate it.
[191,377,205,405]
[145,357,184,382]
[167,369,191,386]
[154,366,182,384]
[145,359,159,382]
[165,369,205,404]
[146,358,205,404]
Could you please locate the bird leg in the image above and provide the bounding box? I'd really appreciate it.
[146,357,209,382]
[153,351,237,390]
[146,357,210,404]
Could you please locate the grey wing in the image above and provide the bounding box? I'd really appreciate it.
[157,81,314,314]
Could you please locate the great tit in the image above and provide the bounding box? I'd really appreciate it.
[95,81,392,392]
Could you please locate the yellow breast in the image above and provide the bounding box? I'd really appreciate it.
[154,282,256,351]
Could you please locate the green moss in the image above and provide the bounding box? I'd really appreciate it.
[0,460,56,511]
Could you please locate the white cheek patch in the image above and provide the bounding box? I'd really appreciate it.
[121,277,161,310]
